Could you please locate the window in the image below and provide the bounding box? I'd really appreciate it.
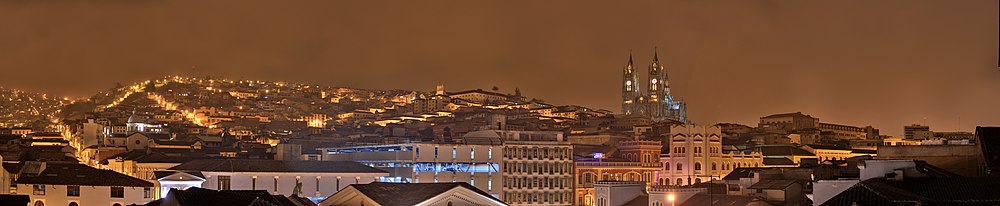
[695,163,702,171]
[712,163,717,171]
[274,177,279,192]
[471,148,475,159]
[452,148,457,159]
[135,140,141,145]
[32,185,44,195]
[67,186,80,197]
[488,147,493,159]
[33,201,43,206]
[676,163,683,170]
[144,187,152,198]
[111,187,124,198]
[69,203,78,206]
[252,177,257,190]
[218,176,231,190]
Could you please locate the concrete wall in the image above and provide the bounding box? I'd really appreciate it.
[877,145,983,176]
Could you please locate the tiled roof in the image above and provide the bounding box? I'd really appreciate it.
[761,112,812,119]
[103,149,210,163]
[760,146,815,156]
[680,193,772,206]
[822,177,1000,206]
[807,144,849,150]
[14,163,153,187]
[722,168,759,180]
[169,159,387,173]
[762,157,796,166]
[349,182,501,206]
[748,179,799,190]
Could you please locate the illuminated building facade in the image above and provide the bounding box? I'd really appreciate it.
[488,130,574,206]
[620,49,688,123]
[659,125,762,186]
[573,140,662,206]
[320,142,503,198]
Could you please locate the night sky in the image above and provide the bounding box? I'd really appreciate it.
[1,0,997,135]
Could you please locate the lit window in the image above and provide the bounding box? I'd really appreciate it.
[32,185,44,195]
[67,186,80,197]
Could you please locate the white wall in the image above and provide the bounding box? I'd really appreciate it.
[200,172,384,200]
[17,184,151,206]
[859,160,915,181]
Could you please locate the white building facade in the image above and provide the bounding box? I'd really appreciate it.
[659,125,762,186]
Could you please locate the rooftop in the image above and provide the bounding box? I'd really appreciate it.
[347,182,502,206]
[822,177,1000,205]
[169,159,387,173]
[14,163,153,187]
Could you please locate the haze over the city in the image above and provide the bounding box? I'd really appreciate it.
[1,0,997,135]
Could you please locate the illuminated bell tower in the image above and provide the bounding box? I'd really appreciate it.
[647,48,667,119]
[622,51,641,115]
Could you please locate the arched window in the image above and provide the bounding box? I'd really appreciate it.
[712,162,717,171]
[665,162,670,170]
[33,201,43,206]
[676,163,683,170]
[659,178,664,185]
[676,178,683,185]
[69,203,78,206]
[695,178,702,184]
[694,162,702,171]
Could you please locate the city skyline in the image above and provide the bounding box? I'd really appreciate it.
[1,0,998,135]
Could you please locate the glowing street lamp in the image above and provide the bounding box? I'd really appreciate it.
[667,194,675,206]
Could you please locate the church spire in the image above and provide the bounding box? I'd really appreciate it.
[653,47,659,62]
[628,50,634,68]
[622,50,640,115]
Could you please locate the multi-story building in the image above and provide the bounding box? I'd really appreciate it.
[904,124,932,140]
[817,122,867,140]
[660,125,762,186]
[620,49,688,123]
[758,112,818,132]
[319,142,503,197]
[573,140,661,206]
[488,130,574,206]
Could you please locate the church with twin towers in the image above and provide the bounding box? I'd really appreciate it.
[621,48,689,123]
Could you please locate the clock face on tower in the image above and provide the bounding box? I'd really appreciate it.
[651,79,657,84]
[626,80,632,86]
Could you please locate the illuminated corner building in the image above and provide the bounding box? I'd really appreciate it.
[573,140,662,206]
[319,142,503,198]
[659,125,762,186]
[469,130,574,206]
[620,48,689,123]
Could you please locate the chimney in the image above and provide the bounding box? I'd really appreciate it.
[886,169,905,181]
